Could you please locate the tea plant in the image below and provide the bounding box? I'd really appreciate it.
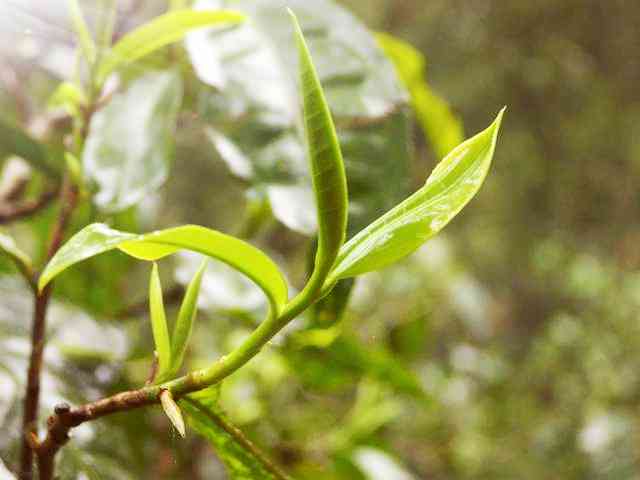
[0,2,503,478]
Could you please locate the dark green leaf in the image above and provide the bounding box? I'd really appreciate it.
[181,396,291,479]
[327,108,505,283]
[0,119,60,177]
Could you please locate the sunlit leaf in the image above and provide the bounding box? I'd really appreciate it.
[83,70,182,211]
[39,223,288,314]
[0,231,34,285]
[288,10,348,298]
[48,81,86,117]
[68,0,96,64]
[169,258,207,376]
[160,389,186,437]
[149,263,171,378]
[96,9,245,84]
[327,108,505,283]
[376,32,463,159]
[181,395,291,479]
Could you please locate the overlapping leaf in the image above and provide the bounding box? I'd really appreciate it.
[326,108,505,283]
[39,223,288,314]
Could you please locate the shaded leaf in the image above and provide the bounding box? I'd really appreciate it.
[327,109,505,283]
[96,9,245,84]
[39,223,288,314]
[160,389,186,437]
[149,263,171,378]
[288,10,348,298]
[376,32,463,159]
[0,119,60,177]
[170,258,208,375]
[83,70,182,211]
[181,396,291,479]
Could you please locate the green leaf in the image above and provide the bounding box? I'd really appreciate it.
[160,389,186,437]
[169,258,208,376]
[327,108,505,283]
[376,32,464,159]
[0,119,60,177]
[288,10,348,298]
[0,231,34,284]
[149,263,171,378]
[68,0,96,64]
[39,223,288,315]
[181,396,291,479]
[95,9,245,84]
[83,70,183,211]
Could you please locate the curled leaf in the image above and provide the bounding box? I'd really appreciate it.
[160,389,186,438]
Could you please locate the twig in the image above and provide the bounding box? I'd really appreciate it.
[19,179,78,480]
[0,189,59,225]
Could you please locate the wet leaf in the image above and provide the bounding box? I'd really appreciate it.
[327,108,505,283]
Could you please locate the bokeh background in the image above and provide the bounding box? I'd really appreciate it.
[1,0,640,478]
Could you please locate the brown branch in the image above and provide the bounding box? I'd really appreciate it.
[19,179,78,480]
[0,189,59,225]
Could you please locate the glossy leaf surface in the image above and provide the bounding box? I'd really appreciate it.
[170,258,207,375]
[96,9,245,84]
[83,70,182,211]
[289,10,348,295]
[149,263,171,378]
[39,224,288,314]
[376,32,463,159]
[327,108,505,283]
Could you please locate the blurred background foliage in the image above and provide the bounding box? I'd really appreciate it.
[1,0,639,478]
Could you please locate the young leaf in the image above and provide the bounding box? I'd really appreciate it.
[149,263,171,379]
[288,10,348,298]
[95,9,245,84]
[0,231,34,285]
[376,32,463,159]
[68,0,96,64]
[326,108,505,284]
[169,258,208,376]
[160,390,186,437]
[181,396,291,479]
[39,224,288,314]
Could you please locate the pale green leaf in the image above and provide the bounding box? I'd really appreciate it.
[376,32,463,159]
[39,224,288,314]
[326,108,505,283]
[83,70,183,212]
[149,263,171,378]
[181,396,291,479]
[288,10,348,298]
[48,81,86,116]
[0,231,34,283]
[169,258,208,376]
[96,9,245,84]
[68,0,96,64]
[160,389,186,437]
